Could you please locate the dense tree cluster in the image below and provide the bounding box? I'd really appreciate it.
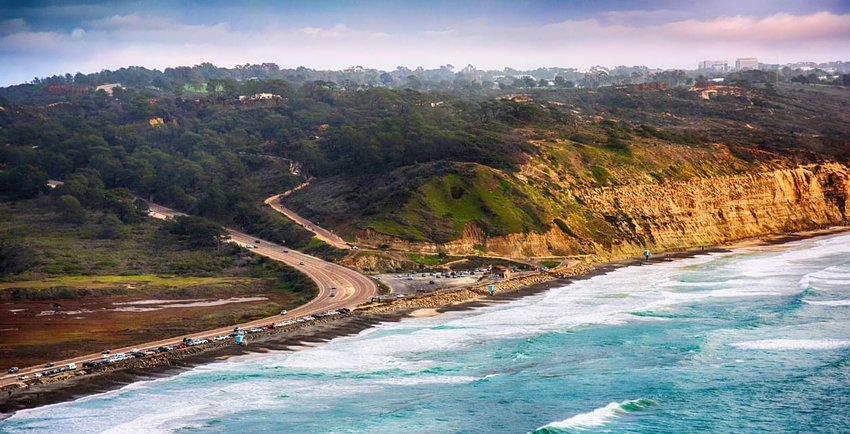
[0,73,558,246]
[2,65,848,246]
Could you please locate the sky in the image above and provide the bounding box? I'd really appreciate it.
[1,0,849,86]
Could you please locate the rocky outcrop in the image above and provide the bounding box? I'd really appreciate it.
[356,163,850,260]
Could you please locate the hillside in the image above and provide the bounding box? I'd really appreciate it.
[283,83,850,258]
[2,71,849,263]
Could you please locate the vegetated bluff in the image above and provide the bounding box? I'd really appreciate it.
[1,71,849,262]
[284,84,850,259]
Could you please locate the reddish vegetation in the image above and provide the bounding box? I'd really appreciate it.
[0,293,296,369]
[42,84,89,95]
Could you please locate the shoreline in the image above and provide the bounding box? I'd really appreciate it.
[1,225,848,419]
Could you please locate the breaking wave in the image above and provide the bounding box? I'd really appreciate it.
[532,398,656,433]
[731,339,850,350]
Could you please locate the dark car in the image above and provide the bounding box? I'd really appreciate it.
[7,367,19,374]
[338,308,351,314]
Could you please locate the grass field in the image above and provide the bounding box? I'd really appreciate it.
[0,196,317,368]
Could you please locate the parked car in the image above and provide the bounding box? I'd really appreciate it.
[7,367,19,374]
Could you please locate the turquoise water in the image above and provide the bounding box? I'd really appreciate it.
[3,233,850,433]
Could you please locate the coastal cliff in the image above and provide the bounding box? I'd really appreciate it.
[355,163,850,260]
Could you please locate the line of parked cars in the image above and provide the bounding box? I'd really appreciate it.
[273,308,350,328]
[8,308,354,379]
[16,363,78,380]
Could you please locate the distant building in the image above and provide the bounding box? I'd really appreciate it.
[490,265,511,279]
[238,93,282,102]
[95,83,123,96]
[735,58,759,71]
[699,60,728,72]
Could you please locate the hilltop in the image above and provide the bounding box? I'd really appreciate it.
[1,65,849,266]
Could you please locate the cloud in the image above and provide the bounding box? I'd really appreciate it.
[662,11,850,42]
[1,11,848,86]
[421,29,456,37]
[0,18,29,36]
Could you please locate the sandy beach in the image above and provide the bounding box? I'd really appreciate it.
[2,226,847,418]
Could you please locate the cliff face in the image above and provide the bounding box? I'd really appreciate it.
[355,163,850,260]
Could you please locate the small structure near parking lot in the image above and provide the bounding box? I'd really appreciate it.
[490,265,511,279]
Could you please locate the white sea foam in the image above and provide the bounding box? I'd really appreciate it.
[802,299,850,306]
[533,398,655,432]
[100,404,207,434]
[373,375,477,386]
[6,233,850,432]
[731,339,850,350]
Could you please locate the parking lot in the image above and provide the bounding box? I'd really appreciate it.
[375,270,486,295]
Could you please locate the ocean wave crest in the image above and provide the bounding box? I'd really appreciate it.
[802,299,850,306]
[731,339,850,350]
[531,398,655,433]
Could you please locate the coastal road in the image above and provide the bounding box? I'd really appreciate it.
[148,202,376,316]
[1,202,377,387]
[264,185,350,250]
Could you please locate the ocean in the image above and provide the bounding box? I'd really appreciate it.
[3,233,850,433]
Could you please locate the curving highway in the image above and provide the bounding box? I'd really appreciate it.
[1,202,377,388]
[263,184,350,250]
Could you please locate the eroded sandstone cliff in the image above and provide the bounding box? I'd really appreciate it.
[355,163,850,260]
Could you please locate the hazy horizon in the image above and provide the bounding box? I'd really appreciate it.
[2,0,849,86]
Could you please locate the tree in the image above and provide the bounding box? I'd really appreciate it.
[57,169,106,208]
[0,240,38,275]
[0,165,48,199]
[56,195,86,224]
[554,76,566,87]
[98,213,127,239]
[165,215,227,249]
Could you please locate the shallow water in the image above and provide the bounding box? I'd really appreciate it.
[3,233,850,433]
